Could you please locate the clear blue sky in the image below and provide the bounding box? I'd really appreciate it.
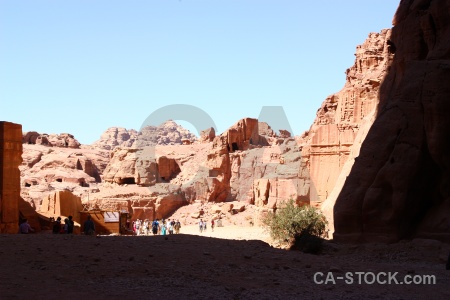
[0,1,400,144]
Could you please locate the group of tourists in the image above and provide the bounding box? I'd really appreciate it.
[50,215,95,235]
[199,219,215,233]
[51,216,75,234]
[133,219,181,236]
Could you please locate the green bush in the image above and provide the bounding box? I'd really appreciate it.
[263,199,328,251]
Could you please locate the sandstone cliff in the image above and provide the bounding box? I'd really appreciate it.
[176,118,308,209]
[334,0,450,243]
[301,29,394,206]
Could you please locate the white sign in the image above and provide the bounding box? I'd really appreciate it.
[104,212,119,223]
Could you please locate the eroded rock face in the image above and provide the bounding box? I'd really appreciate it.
[23,132,81,149]
[92,127,138,150]
[200,127,215,143]
[301,29,393,206]
[231,139,308,207]
[22,131,40,144]
[20,145,110,209]
[93,121,197,150]
[334,0,450,243]
[223,118,260,152]
[102,148,182,186]
[187,119,309,208]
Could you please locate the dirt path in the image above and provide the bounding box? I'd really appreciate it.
[177,224,271,243]
[0,230,449,299]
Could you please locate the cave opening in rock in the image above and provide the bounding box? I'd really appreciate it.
[55,178,62,183]
[231,142,239,152]
[121,177,136,184]
[24,182,31,187]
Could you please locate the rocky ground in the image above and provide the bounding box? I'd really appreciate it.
[1,227,449,300]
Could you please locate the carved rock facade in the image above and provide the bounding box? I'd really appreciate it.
[302,29,394,206]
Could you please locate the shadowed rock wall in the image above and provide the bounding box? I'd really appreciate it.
[334,0,450,243]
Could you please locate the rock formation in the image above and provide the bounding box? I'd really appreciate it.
[91,127,139,150]
[93,120,197,150]
[200,127,215,143]
[301,29,394,206]
[20,144,110,209]
[39,190,83,223]
[0,122,22,233]
[222,118,260,152]
[102,148,182,186]
[23,132,81,149]
[182,118,309,209]
[258,122,276,138]
[135,120,197,147]
[334,0,450,243]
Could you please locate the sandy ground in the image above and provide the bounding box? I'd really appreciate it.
[1,225,449,300]
[177,224,271,243]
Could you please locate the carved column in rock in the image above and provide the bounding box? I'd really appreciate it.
[0,122,23,233]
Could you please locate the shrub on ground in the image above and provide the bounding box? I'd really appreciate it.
[263,199,328,253]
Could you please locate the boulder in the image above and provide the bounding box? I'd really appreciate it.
[22,131,40,144]
[200,127,216,143]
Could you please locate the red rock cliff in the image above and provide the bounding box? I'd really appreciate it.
[334,0,450,243]
[302,29,393,206]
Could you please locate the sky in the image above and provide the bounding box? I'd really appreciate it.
[0,1,400,144]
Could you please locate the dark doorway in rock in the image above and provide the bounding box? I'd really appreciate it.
[231,142,239,152]
[121,177,136,184]
[56,178,63,183]
[24,182,31,187]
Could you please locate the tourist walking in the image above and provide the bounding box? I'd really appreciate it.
[18,219,34,234]
[199,219,204,233]
[83,215,95,235]
[52,217,62,234]
[67,215,74,234]
[161,221,167,235]
[211,219,215,232]
[152,219,159,235]
[63,218,69,233]
[135,219,141,236]
[168,220,174,235]
[174,220,181,234]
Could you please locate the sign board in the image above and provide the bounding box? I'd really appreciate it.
[104,212,119,223]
